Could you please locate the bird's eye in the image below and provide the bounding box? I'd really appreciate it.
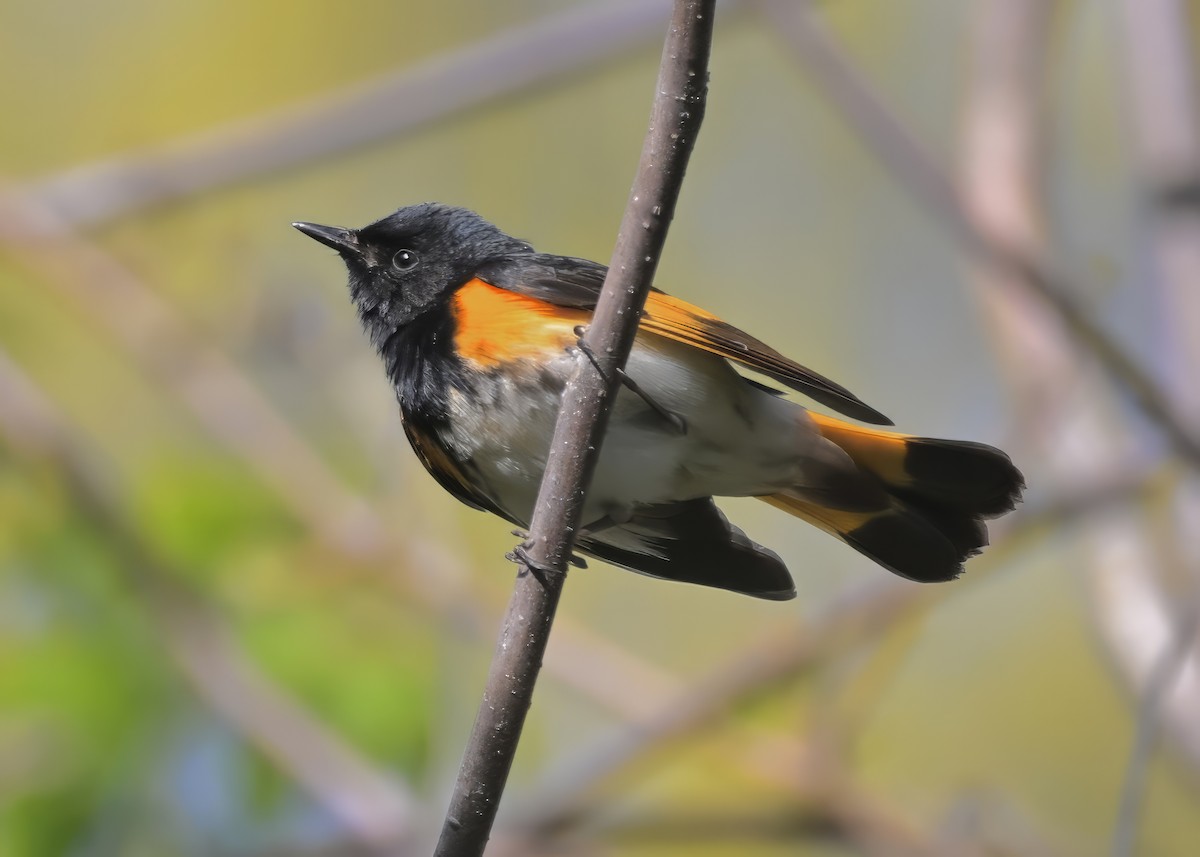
[391,249,419,271]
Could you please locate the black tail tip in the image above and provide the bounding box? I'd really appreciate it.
[844,485,1008,584]
[903,438,1026,518]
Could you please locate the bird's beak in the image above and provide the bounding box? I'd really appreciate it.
[292,221,362,257]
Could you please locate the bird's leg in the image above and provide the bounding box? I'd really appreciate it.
[508,531,587,580]
[506,542,560,586]
[571,325,687,435]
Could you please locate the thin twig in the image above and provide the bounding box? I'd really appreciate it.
[1111,601,1200,857]
[1115,0,1200,774]
[0,186,387,559]
[24,0,685,227]
[433,2,716,853]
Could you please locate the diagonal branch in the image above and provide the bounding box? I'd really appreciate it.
[757,0,1200,471]
[25,0,685,227]
[433,1,717,854]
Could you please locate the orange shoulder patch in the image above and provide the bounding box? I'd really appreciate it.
[451,278,589,368]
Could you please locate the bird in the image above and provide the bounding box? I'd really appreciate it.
[294,203,1024,600]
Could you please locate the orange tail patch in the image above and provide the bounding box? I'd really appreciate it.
[807,413,913,489]
[762,416,1024,582]
[760,493,877,539]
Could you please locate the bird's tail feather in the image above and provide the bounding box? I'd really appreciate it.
[762,413,1024,582]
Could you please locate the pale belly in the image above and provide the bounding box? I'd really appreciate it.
[443,335,815,527]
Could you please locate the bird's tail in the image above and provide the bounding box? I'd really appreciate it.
[763,413,1025,582]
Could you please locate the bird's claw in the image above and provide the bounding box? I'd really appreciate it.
[507,539,587,584]
[507,541,563,586]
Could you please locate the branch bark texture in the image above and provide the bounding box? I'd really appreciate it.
[433,2,716,854]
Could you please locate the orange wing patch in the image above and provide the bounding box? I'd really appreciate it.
[639,291,891,425]
[640,290,798,369]
[452,278,589,368]
[643,291,719,326]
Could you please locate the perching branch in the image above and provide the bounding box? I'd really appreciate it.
[433,1,716,854]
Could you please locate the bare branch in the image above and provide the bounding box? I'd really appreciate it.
[0,187,387,558]
[433,2,717,853]
[1112,603,1200,857]
[1109,2,1200,844]
[25,0,682,227]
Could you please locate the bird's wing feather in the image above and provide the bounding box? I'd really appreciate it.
[476,255,892,425]
[577,499,796,600]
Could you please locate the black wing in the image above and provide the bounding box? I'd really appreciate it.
[577,499,796,601]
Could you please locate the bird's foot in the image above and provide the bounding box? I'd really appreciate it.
[506,539,587,586]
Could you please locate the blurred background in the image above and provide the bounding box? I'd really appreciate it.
[2,0,1199,854]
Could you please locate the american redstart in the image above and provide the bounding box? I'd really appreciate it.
[294,204,1024,600]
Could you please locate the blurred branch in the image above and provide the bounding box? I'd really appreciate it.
[1115,0,1200,778]
[1109,1,1200,851]
[1112,603,1200,857]
[756,0,1200,470]
[434,2,716,852]
[24,0,689,227]
[529,467,1151,852]
[513,471,1156,838]
[958,0,1200,823]
[0,186,386,559]
[938,790,1070,857]
[582,805,897,847]
[519,578,932,834]
[0,349,419,854]
[757,0,1200,801]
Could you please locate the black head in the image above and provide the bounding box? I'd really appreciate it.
[293,203,533,350]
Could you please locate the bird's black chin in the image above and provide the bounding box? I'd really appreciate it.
[292,221,362,257]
